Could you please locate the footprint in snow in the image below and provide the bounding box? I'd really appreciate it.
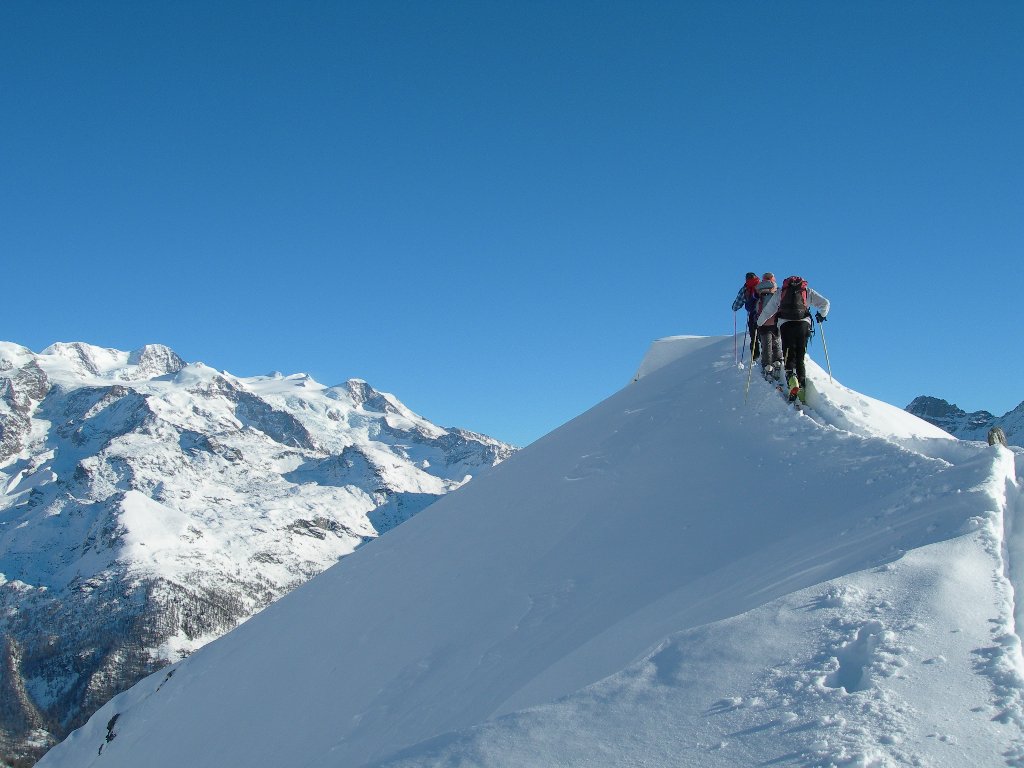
[825,620,887,693]
[706,696,744,714]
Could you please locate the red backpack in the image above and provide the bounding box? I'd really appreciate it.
[777,276,809,321]
[742,276,760,313]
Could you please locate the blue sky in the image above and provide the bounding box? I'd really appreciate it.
[2,1,1021,446]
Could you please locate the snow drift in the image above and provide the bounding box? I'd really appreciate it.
[38,336,1024,767]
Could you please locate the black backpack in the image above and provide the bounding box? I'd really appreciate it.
[777,276,809,321]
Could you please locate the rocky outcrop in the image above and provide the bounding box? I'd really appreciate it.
[906,395,1023,446]
[124,345,186,379]
[0,350,51,464]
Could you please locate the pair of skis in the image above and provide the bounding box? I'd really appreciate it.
[762,364,805,409]
[746,360,807,412]
[785,373,805,407]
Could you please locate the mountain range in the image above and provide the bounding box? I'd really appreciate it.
[0,341,513,767]
[35,336,1024,768]
[906,395,1024,446]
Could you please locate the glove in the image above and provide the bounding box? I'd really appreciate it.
[815,312,826,323]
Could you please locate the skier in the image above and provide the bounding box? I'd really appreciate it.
[757,275,829,402]
[731,272,761,359]
[754,273,783,379]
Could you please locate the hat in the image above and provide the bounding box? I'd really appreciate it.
[762,272,774,280]
[746,272,757,280]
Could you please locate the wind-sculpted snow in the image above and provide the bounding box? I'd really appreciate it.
[0,341,513,767]
[37,335,1024,768]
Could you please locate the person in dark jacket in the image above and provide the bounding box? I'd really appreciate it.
[731,272,761,359]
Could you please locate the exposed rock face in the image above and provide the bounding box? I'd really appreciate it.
[124,345,186,379]
[0,341,514,766]
[906,395,1023,446]
[0,353,51,470]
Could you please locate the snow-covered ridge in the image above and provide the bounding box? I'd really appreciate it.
[37,336,1024,768]
[0,341,514,766]
[35,342,186,382]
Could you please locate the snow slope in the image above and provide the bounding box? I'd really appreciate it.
[39,336,1024,768]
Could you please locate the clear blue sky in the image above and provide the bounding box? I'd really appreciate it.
[3,2,1021,446]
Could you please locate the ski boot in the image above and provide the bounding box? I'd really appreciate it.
[786,372,800,403]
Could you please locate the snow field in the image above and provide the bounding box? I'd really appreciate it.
[377,528,1017,767]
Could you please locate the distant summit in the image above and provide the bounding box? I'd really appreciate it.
[906,394,1024,446]
[126,344,186,378]
[34,342,187,381]
[0,341,513,767]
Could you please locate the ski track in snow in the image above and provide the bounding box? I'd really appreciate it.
[37,336,1024,768]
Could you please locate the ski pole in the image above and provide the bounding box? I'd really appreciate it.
[733,313,737,364]
[817,316,833,382]
[744,329,756,402]
[741,328,747,367]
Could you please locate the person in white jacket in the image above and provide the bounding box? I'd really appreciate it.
[757,275,829,399]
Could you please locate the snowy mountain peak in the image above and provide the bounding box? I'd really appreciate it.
[125,344,186,379]
[34,341,186,384]
[0,340,514,767]
[344,378,401,412]
[35,336,1024,768]
[40,341,127,378]
[906,395,994,423]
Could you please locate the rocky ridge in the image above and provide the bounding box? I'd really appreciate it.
[906,395,1024,446]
